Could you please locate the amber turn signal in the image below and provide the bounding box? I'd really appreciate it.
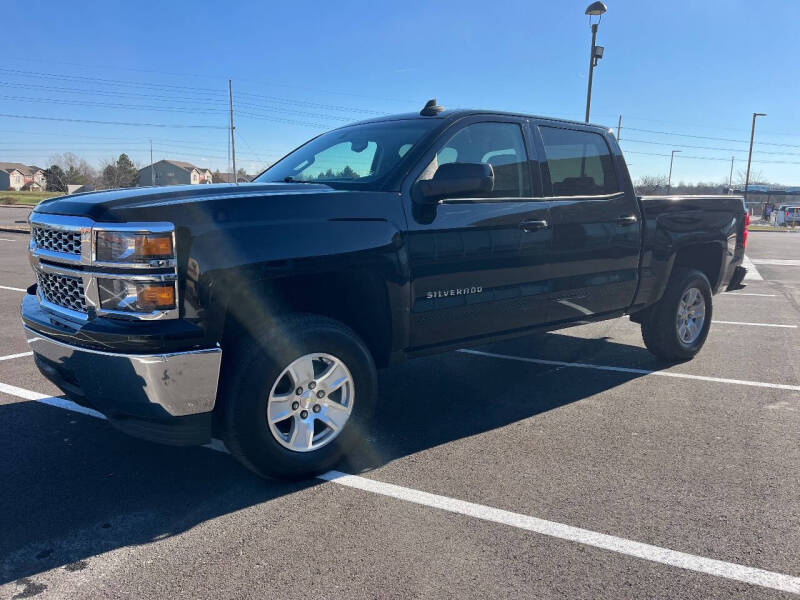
[136,234,173,257]
[137,284,175,309]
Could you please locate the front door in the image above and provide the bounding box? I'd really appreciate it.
[404,117,553,350]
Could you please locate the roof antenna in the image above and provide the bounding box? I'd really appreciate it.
[420,98,444,116]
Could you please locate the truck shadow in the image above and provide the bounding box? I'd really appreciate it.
[343,329,665,472]
[0,330,663,586]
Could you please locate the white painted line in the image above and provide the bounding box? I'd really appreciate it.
[1,380,799,593]
[0,382,106,418]
[750,258,800,267]
[742,255,763,281]
[0,284,26,292]
[0,351,32,361]
[319,471,800,595]
[458,349,800,392]
[0,237,16,242]
[724,292,777,297]
[712,320,797,329]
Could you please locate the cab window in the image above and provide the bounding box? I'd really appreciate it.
[539,126,618,196]
[421,122,531,198]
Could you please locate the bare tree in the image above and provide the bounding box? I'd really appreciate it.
[634,175,669,194]
[47,153,96,186]
[734,168,766,188]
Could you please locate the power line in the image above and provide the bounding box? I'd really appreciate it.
[624,127,800,149]
[0,94,228,115]
[0,69,390,116]
[621,137,800,157]
[0,113,227,129]
[0,57,414,104]
[622,149,800,165]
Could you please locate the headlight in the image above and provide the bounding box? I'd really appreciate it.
[95,231,174,265]
[97,279,176,313]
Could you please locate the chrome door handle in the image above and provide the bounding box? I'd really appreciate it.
[616,215,638,226]
[519,219,549,232]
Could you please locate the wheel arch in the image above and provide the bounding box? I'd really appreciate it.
[213,268,397,370]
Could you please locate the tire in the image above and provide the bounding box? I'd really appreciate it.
[641,268,712,362]
[220,313,377,480]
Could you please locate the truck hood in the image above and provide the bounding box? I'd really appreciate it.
[33,182,335,221]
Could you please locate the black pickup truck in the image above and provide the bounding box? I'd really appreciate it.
[22,101,748,479]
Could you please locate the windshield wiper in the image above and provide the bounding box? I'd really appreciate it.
[278,176,319,184]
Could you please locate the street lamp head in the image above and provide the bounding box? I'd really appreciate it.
[585,1,607,16]
[754,113,767,117]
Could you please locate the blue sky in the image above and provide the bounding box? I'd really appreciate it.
[2,0,798,185]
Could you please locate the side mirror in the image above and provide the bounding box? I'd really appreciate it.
[415,162,494,203]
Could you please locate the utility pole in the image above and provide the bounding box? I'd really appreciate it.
[744,112,766,203]
[150,139,155,187]
[229,79,237,184]
[616,114,622,141]
[667,150,681,192]
[728,155,734,191]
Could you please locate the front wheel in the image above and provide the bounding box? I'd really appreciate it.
[641,268,713,362]
[220,314,377,480]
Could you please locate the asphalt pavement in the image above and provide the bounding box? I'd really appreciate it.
[0,231,798,599]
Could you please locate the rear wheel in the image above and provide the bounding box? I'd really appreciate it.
[641,268,712,361]
[220,314,377,479]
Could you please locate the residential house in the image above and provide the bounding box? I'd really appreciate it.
[0,162,47,191]
[136,160,214,187]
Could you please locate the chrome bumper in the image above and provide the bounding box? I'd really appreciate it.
[26,328,222,417]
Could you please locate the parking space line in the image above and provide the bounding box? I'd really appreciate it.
[750,258,800,267]
[0,379,798,594]
[458,349,800,392]
[0,352,32,361]
[319,471,800,595]
[712,320,797,328]
[723,292,777,297]
[0,285,26,292]
[0,238,16,242]
[742,255,763,281]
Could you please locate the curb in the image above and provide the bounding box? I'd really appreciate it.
[0,226,29,234]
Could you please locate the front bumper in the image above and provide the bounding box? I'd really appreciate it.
[24,322,222,446]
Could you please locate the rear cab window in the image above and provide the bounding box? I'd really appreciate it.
[538,126,618,197]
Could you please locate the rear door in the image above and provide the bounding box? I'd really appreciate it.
[403,116,553,349]
[533,123,641,321]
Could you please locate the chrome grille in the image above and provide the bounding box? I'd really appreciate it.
[37,271,86,313]
[32,226,81,255]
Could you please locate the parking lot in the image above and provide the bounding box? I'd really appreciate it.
[0,229,798,599]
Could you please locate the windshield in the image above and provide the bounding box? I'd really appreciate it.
[255,120,438,189]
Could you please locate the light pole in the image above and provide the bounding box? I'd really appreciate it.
[728,155,734,192]
[584,1,607,123]
[744,112,766,203]
[667,150,681,192]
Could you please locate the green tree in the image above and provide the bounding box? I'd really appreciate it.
[44,165,68,192]
[101,153,138,189]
